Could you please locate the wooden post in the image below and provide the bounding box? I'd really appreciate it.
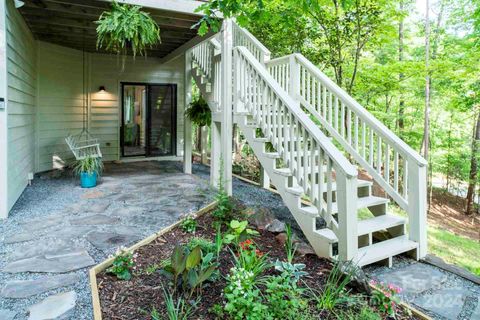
[289,55,300,100]
[183,50,193,174]
[210,121,221,187]
[0,0,8,219]
[408,161,428,258]
[336,172,358,261]
[221,19,233,195]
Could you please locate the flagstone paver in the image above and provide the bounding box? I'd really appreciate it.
[3,248,95,273]
[27,291,76,320]
[87,231,141,251]
[70,214,120,226]
[414,287,467,320]
[0,309,17,320]
[1,274,79,298]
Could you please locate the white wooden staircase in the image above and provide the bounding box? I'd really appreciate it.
[189,20,427,267]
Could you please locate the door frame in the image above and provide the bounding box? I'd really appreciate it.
[120,82,177,158]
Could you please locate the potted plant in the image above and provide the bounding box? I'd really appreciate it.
[73,156,104,188]
[96,0,161,65]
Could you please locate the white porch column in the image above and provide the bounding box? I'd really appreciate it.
[210,121,221,187]
[0,0,8,219]
[183,50,193,174]
[220,19,233,195]
[200,125,208,164]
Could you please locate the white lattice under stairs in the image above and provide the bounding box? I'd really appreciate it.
[190,20,427,268]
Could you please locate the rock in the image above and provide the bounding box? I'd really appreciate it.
[374,263,448,295]
[3,248,95,273]
[472,302,480,319]
[28,291,76,320]
[9,239,71,261]
[0,309,17,320]
[70,214,120,225]
[1,274,79,298]
[247,208,275,230]
[275,233,288,245]
[266,219,286,233]
[295,242,315,256]
[52,226,92,241]
[5,231,40,244]
[413,287,466,320]
[113,206,147,217]
[82,190,105,199]
[89,202,111,213]
[87,231,140,251]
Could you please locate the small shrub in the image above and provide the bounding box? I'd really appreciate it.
[224,220,259,246]
[232,239,269,278]
[181,216,197,233]
[370,280,401,317]
[212,190,234,223]
[151,287,198,320]
[223,267,268,319]
[106,247,136,280]
[187,237,215,254]
[263,273,307,320]
[285,224,297,263]
[274,260,308,282]
[142,259,169,275]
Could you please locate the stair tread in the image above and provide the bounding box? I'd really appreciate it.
[264,152,280,158]
[358,214,406,235]
[355,235,418,266]
[332,195,389,214]
[273,168,292,176]
[324,179,372,192]
[286,186,303,195]
[299,206,318,217]
[314,228,337,242]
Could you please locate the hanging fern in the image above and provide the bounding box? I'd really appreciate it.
[96,1,161,58]
[185,96,211,127]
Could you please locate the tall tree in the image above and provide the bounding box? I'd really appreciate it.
[398,0,405,136]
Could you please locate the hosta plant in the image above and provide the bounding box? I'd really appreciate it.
[96,1,160,59]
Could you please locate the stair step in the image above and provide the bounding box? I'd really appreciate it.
[253,137,269,143]
[358,214,406,236]
[264,152,280,159]
[273,168,292,177]
[331,195,389,214]
[314,228,337,243]
[286,186,303,196]
[299,205,318,217]
[355,235,418,267]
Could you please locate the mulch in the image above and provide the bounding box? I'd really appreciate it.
[97,211,419,320]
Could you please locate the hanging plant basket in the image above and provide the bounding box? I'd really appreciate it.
[96,0,161,59]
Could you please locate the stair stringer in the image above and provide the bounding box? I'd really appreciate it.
[235,113,333,258]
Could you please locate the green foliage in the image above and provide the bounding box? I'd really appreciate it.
[162,245,217,297]
[313,261,358,311]
[274,260,308,282]
[232,239,269,278]
[185,95,211,127]
[180,216,197,233]
[369,280,401,317]
[223,266,269,319]
[151,287,198,320]
[96,0,160,58]
[284,223,297,263]
[187,237,215,255]
[106,248,135,281]
[224,220,259,246]
[212,158,235,224]
[73,156,103,176]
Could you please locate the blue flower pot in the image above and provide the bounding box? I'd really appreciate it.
[80,171,98,188]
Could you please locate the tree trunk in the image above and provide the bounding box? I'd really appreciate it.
[466,112,480,215]
[398,0,405,136]
[422,0,430,163]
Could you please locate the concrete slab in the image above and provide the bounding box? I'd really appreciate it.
[414,287,466,320]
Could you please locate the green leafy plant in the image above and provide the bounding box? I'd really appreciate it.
[274,260,308,282]
[313,261,359,311]
[187,237,215,254]
[106,247,136,280]
[185,95,211,127]
[224,220,259,246]
[285,223,297,263]
[223,266,268,319]
[162,245,217,297]
[214,225,223,259]
[96,1,160,59]
[151,286,198,320]
[232,239,269,278]
[212,158,235,224]
[262,273,308,320]
[181,216,197,233]
[369,280,402,317]
[73,156,103,176]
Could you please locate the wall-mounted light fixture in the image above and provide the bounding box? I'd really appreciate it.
[99,86,106,92]
[14,0,25,8]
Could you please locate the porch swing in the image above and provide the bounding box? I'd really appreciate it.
[65,49,102,160]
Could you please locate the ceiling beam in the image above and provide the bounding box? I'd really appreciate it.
[96,0,206,16]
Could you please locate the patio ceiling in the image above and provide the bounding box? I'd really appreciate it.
[18,0,205,58]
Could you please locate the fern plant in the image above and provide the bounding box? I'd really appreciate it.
[185,95,211,127]
[96,1,161,59]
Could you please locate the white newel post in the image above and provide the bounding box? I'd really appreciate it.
[0,0,8,219]
[258,41,271,189]
[210,121,221,187]
[183,50,193,174]
[220,19,234,195]
[336,172,358,261]
[289,55,300,100]
[408,161,428,258]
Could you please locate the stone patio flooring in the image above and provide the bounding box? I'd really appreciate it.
[0,161,214,320]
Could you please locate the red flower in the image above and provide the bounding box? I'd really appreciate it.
[255,249,264,257]
[239,239,254,250]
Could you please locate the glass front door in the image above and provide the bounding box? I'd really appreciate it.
[121,84,176,157]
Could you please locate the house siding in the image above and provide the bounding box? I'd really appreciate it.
[5,0,37,211]
[37,41,185,171]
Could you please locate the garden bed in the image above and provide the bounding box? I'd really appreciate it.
[93,200,425,320]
